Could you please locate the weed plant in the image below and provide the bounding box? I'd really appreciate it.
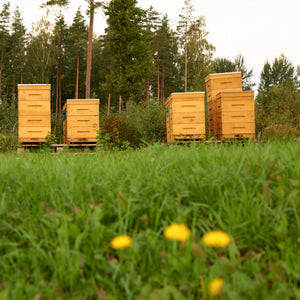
[0,141,300,299]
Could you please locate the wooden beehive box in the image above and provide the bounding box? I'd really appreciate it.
[18,84,51,143]
[216,91,255,139]
[165,92,205,142]
[205,72,243,138]
[63,99,99,144]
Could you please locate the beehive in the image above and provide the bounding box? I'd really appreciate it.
[165,92,205,142]
[63,99,99,144]
[205,72,242,137]
[216,91,255,139]
[18,84,51,143]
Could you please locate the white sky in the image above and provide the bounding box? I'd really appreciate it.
[6,0,300,90]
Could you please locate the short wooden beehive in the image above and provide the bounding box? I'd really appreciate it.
[165,92,205,142]
[63,99,99,144]
[216,91,255,139]
[205,72,242,138]
[18,84,51,143]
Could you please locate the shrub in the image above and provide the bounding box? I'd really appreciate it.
[0,99,18,151]
[99,113,141,149]
[126,101,166,143]
[262,124,300,142]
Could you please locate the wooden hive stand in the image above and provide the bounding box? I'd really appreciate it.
[18,84,51,152]
[216,91,255,140]
[165,92,205,143]
[205,72,242,138]
[63,99,100,145]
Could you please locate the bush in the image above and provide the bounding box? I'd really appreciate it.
[262,124,300,142]
[126,101,166,143]
[98,113,141,150]
[0,99,18,151]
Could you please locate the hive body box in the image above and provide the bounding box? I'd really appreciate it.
[216,91,255,139]
[205,72,242,137]
[63,99,99,144]
[165,92,205,142]
[18,84,51,143]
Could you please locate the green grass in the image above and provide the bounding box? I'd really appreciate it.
[0,141,300,299]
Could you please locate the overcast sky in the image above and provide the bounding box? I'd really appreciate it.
[6,0,300,90]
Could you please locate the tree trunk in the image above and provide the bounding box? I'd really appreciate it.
[161,63,165,102]
[85,1,94,99]
[185,21,188,92]
[59,61,62,118]
[157,53,160,104]
[107,93,111,116]
[75,48,79,99]
[119,95,122,113]
[0,47,4,99]
[56,60,59,118]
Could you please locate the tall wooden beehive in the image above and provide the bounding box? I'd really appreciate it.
[205,72,242,138]
[216,91,255,139]
[63,99,99,144]
[165,92,205,142]
[18,84,51,143]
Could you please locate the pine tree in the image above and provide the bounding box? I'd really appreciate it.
[43,0,102,99]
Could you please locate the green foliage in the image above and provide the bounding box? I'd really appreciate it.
[151,15,182,99]
[98,113,141,149]
[212,55,255,91]
[126,101,166,143]
[256,57,300,134]
[64,8,88,99]
[98,101,166,149]
[258,54,299,93]
[261,124,300,142]
[0,98,17,133]
[104,0,153,102]
[186,17,215,92]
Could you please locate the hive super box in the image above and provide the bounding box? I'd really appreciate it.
[205,72,242,138]
[18,84,51,142]
[216,91,255,139]
[63,99,99,144]
[165,92,205,142]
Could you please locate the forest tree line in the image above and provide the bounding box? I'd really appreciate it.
[0,0,300,133]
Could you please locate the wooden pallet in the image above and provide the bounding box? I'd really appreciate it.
[17,143,99,153]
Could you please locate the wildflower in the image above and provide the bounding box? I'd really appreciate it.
[110,235,132,250]
[294,138,298,141]
[209,278,224,297]
[163,223,191,242]
[202,230,231,248]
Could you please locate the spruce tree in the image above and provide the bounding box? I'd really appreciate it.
[104,0,152,111]
[0,3,10,99]
[66,8,88,100]
[9,7,26,97]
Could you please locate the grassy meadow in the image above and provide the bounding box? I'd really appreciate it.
[0,141,300,299]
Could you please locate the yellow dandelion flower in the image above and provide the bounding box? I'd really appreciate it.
[110,235,132,250]
[202,230,231,248]
[209,278,224,297]
[163,223,191,242]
